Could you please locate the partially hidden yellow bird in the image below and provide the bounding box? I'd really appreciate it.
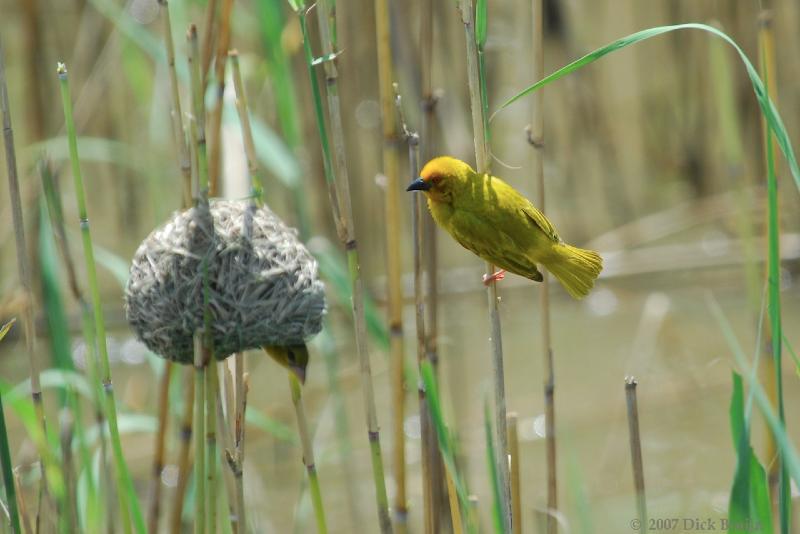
[407,156,602,299]
[263,344,310,384]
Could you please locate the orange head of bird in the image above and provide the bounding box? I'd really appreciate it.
[406,156,474,203]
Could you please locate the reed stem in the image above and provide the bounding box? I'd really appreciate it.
[301,2,393,531]
[625,378,647,529]
[206,362,219,534]
[372,0,407,527]
[0,383,21,534]
[230,51,263,202]
[507,413,522,534]
[757,12,787,533]
[206,0,234,195]
[528,1,557,531]
[456,1,511,529]
[404,111,435,534]
[147,365,173,534]
[157,0,192,205]
[171,367,196,533]
[0,43,49,510]
[288,374,328,533]
[58,62,144,534]
[193,334,207,534]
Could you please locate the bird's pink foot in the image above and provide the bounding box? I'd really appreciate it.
[482,269,506,286]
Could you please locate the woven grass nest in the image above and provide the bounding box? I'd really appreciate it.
[125,199,326,364]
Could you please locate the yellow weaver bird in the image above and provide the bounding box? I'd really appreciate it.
[263,344,310,384]
[407,156,602,299]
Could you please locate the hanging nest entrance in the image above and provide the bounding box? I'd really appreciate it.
[125,200,326,364]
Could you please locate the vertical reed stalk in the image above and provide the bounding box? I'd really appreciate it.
[193,335,207,534]
[58,409,77,533]
[189,25,208,196]
[171,367,196,533]
[221,360,247,533]
[201,0,220,81]
[625,378,647,529]
[0,43,49,506]
[444,468,463,534]
[13,469,31,534]
[418,2,446,523]
[507,413,521,534]
[147,365,173,534]
[302,2,393,531]
[206,363,218,534]
[40,162,106,533]
[528,1,557,531]
[402,107,435,533]
[230,51,262,201]
[288,374,328,533]
[757,12,788,533]
[0,375,21,534]
[206,0,234,195]
[456,1,511,529]
[158,0,192,205]
[57,62,144,534]
[373,0,408,519]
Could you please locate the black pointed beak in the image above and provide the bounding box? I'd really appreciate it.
[406,177,431,192]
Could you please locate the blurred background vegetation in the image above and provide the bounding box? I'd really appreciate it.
[1,0,799,532]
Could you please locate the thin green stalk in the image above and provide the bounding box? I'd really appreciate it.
[456,0,511,529]
[57,62,144,534]
[0,371,21,534]
[193,334,207,534]
[206,363,218,534]
[298,2,393,531]
[188,25,209,197]
[289,374,328,534]
[528,1,556,531]
[483,399,503,534]
[157,0,192,206]
[230,50,263,203]
[39,161,107,533]
[370,0,407,525]
[758,13,788,533]
[171,367,196,534]
[0,42,50,510]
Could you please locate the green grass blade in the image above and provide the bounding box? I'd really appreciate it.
[475,0,487,49]
[492,23,800,191]
[728,372,774,534]
[420,361,474,532]
[0,320,21,534]
[483,397,504,534]
[707,295,800,487]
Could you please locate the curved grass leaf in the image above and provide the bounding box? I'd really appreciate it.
[492,23,800,192]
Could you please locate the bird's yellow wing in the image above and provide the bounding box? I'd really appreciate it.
[446,208,543,282]
[520,202,560,243]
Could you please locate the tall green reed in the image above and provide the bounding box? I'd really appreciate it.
[57,62,145,534]
[371,0,408,526]
[0,319,21,534]
[757,14,788,533]
[294,0,393,530]
[457,0,512,529]
[0,43,51,513]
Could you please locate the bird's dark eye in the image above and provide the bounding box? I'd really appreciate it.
[286,348,296,363]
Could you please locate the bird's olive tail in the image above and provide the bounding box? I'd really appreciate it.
[546,243,603,299]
